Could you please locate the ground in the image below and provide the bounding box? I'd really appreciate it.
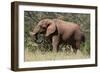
[24,48,90,61]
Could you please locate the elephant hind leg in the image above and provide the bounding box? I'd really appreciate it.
[72,45,78,54]
[72,41,80,54]
[73,49,77,54]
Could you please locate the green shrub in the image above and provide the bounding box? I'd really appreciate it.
[80,41,90,55]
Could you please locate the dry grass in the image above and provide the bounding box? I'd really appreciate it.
[24,48,90,62]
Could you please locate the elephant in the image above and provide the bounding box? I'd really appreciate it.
[30,19,85,53]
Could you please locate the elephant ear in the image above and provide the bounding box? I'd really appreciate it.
[45,22,56,37]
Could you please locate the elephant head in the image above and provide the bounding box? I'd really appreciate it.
[30,19,56,37]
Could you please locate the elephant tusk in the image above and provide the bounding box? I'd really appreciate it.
[29,32,36,36]
[45,34,48,37]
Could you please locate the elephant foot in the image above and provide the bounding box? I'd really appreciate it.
[53,49,57,53]
[73,49,77,54]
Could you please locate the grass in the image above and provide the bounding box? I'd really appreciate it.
[24,38,90,61]
[24,48,90,62]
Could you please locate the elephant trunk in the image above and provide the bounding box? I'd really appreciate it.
[30,25,40,36]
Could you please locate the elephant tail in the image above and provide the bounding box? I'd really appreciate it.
[81,33,85,43]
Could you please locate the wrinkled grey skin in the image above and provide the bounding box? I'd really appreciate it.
[30,19,85,53]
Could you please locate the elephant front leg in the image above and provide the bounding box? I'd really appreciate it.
[52,35,59,52]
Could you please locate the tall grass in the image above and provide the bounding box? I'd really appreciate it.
[80,41,90,55]
[25,48,89,61]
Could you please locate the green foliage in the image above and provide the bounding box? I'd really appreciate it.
[24,11,90,55]
[25,37,38,52]
[80,40,90,55]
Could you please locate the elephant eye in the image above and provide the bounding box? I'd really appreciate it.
[42,27,46,29]
[40,25,43,28]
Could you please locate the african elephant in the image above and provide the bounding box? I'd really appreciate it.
[30,19,85,53]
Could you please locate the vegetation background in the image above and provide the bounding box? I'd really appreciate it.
[24,11,90,61]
